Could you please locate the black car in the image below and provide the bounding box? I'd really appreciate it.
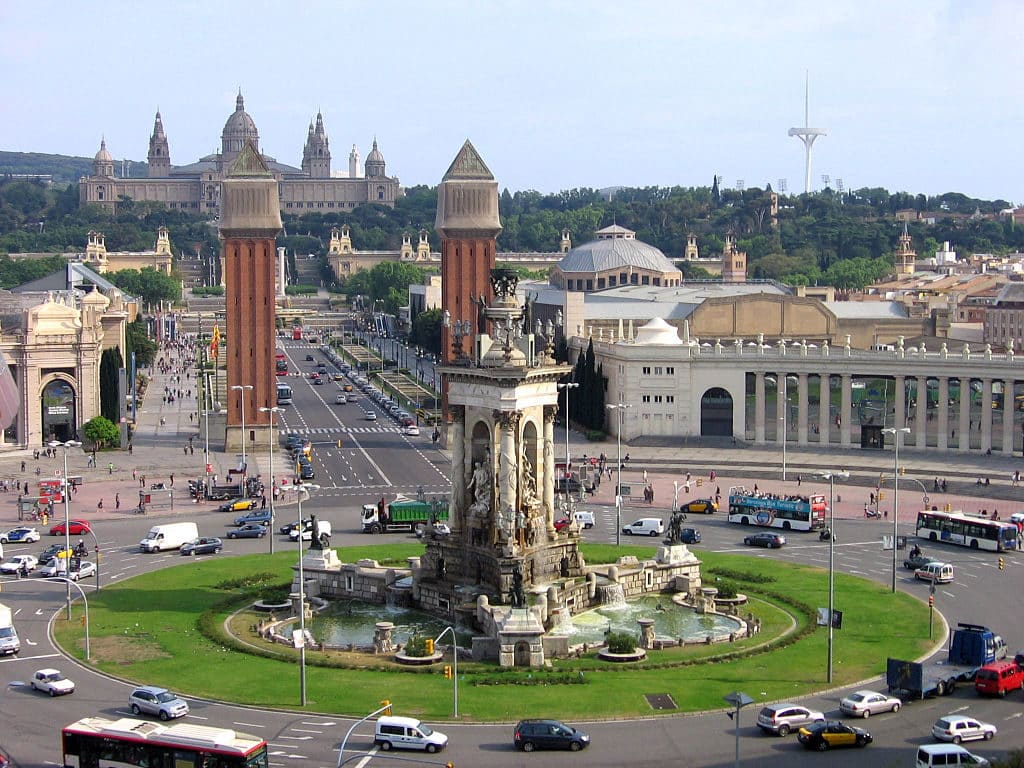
[903,552,937,570]
[797,721,872,751]
[679,527,701,544]
[513,719,590,752]
[305,355,315,361]
[744,532,786,548]
[280,518,313,536]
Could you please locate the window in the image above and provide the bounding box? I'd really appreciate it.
[642,395,651,403]
[654,367,662,375]
[641,275,649,285]
[666,395,674,403]
[642,366,651,375]
[654,395,662,403]
[666,367,674,374]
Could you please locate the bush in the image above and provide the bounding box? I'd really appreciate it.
[715,581,738,599]
[191,286,224,297]
[404,636,430,657]
[286,285,319,295]
[585,430,606,441]
[606,631,637,654]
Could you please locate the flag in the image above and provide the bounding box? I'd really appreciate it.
[210,326,221,359]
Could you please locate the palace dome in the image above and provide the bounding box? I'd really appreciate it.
[557,225,677,275]
[221,91,259,154]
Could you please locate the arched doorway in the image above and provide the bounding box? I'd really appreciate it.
[700,387,733,436]
[514,640,532,667]
[41,379,77,443]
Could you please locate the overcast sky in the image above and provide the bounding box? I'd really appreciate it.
[3,1,1022,202]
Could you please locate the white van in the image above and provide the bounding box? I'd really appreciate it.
[573,510,595,529]
[374,716,448,753]
[916,743,989,767]
[290,519,331,542]
[140,522,200,553]
[0,603,19,656]
[915,562,954,584]
[621,518,665,537]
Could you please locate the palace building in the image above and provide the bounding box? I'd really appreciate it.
[79,91,401,215]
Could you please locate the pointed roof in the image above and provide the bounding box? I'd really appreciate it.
[441,139,493,181]
[95,138,112,162]
[228,139,271,177]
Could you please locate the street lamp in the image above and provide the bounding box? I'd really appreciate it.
[259,406,284,554]
[295,483,320,705]
[723,691,754,768]
[816,470,848,683]
[606,403,633,545]
[557,381,579,476]
[48,439,81,619]
[230,384,253,474]
[883,427,911,593]
[51,577,90,660]
[435,625,459,717]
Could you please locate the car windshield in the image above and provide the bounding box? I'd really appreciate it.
[155,691,177,703]
[45,672,63,681]
[418,724,434,736]
[846,693,866,702]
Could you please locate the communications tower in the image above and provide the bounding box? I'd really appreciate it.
[787,74,826,194]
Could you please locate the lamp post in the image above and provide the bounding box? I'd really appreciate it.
[816,470,848,683]
[48,439,81,619]
[723,691,754,768]
[557,381,579,476]
[231,384,253,475]
[52,577,90,660]
[883,427,911,593]
[435,625,459,717]
[295,483,320,705]
[606,403,633,545]
[259,406,284,554]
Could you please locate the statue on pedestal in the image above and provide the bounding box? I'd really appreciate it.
[511,564,526,608]
[309,514,323,551]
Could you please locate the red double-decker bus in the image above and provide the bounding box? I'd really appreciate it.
[275,352,288,375]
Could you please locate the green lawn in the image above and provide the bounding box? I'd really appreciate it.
[54,543,933,721]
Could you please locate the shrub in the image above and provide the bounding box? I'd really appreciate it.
[606,631,637,654]
[405,636,430,657]
[715,581,738,599]
[286,284,319,295]
[586,430,606,441]
[191,286,224,297]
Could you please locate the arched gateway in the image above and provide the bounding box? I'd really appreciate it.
[700,387,733,436]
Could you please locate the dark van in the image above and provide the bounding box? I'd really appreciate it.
[974,659,1024,697]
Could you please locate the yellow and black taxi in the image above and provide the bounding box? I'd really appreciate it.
[218,498,258,513]
[679,498,717,514]
[798,721,872,751]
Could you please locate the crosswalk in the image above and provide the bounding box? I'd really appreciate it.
[283,425,402,435]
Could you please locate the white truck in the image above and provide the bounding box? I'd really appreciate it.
[0,603,20,656]
[139,522,199,553]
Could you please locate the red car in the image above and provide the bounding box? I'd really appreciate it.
[50,519,92,536]
[554,517,572,532]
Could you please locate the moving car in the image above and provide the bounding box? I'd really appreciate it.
[226,524,267,539]
[180,537,223,556]
[305,354,315,361]
[797,721,872,751]
[513,719,590,752]
[68,561,97,581]
[218,498,257,513]
[622,518,664,537]
[915,562,954,584]
[679,498,717,515]
[744,532,786,548]
[931,715,997,743]
[904,553,938,570]
[679,527,701,544]
[916,743,990,767]
[757,703,825,736]
[335,393,347,404]
[1,526,41,544]
[364,411,377,421]
[49,520,92,536]
[38,544,71,562]
[0,555,38,574]
[233,510,272,527]
[314,376,325,385]
[280,518,313,536]
[374,716,447,753]
[554,517,572,532]
[30,668,75,696]
[401,424,420,436]
[839,690,902,717]
[129,686,190,721]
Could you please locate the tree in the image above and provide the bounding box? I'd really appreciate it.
[126,318,157,367]
[107,267,180,307]
[99,347,123,422]
[409,308,442,355]
[82,416,119,450]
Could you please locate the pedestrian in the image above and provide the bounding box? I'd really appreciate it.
[141,475,146,488]
[190,445,194,455]
[97,499,104,511]
[169,473,174,487]
[710,469,716,481]
[115,493,120,510]
[184,445,188,455]
[20,460,25,472]
[642,469,648,483]
[797,474,802,486]
[128,443,133,456]
[261,495,267,509]
[132,468,137,481]
[108,462,114,475]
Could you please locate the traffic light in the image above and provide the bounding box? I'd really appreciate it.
[80,614,87,627]
[444,665,453,679]
[336,439,344,449]
[877,491,886,501]
[998,557,1005,571]
[425,638,434,655]
[380,699,392,715]
[899,466,906,476]
[446,763,455,768]
[928,595,934,607]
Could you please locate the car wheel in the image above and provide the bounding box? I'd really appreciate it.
[624,530,632,535]
[426,744,438,754]
[228,533,236,539]
[522,742,535,753]
[862,709,870,718]
[778,725,790,736]
[0,537,7,544]
[131,704,142,716]
[159,710,170,721]
[891,702,900,713]
[816,740,828,752]
[379,741,392,751]
[984,732,994,741]
[190,550,197,556]
[856,736,867,747]
[649,530,659,537]
[570,741,582,752]
[49,688,57,697]
[215,548,222,554]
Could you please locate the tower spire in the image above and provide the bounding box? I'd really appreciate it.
[787,71,827,194]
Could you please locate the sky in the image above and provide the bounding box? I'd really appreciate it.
[3,1,1023,203]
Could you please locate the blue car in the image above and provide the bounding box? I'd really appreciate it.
[233,509,272,527]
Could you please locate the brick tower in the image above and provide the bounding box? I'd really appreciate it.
[436,140,502,364]
[219,140,282,455]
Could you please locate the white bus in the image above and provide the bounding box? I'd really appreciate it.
[276,383,293,405]
[727,488,827,532]
[915,510,1018,552]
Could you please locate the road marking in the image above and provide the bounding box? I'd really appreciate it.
[279,735,312,741]
[234,721,266,728]
[302,720,337,726]
[291,728,323,734]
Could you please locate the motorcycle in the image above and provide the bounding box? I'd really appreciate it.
[819,528,832,541]
[865,508,882,519]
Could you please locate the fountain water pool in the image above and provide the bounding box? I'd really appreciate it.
[305,600,473,648]
[562,595,740,646]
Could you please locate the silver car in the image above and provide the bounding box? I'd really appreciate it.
[931,715,996,744]
[129,685,189,720]
[757,703,825,736]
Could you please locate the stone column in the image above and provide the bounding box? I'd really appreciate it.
[797,373,809,445]
[840,374,852,446]
[894,375,906,430]
[981,379,993,453]
[451,405,466,532]
[818,374,831,445]
[958,381,970,452]
[1002,379,1015,456]
[543,405,557,532]
[937,378,949,451]
[916,376,928,448]
[754,372,766,444]
[496,410,520,534]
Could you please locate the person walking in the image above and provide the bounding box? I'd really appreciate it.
[115,493,120,510]
[97,499,104,512]
[108,462,114,475]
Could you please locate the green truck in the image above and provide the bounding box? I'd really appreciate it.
[361,495,450,533]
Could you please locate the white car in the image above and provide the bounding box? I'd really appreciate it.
[839,689,902,718]
[0,526,41,544]
[932,715,997,743]
[0,555,38,575]
[38,558,67,578]
[402,425,420,436]
[335,393,347,404]
[364,411,378,421]
[30,668,75,696]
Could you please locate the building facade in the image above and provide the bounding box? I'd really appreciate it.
[79,92,401,215]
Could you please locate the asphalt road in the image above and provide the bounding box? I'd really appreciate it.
[1,345,1022,767]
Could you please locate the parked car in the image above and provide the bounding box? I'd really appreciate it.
[679,527,702,544]
[49,520,91,536]
[226,524,268,539]
[218,498,257,513]
[299,464,315,480]
[679,498,718,515]
[839,690,902,718]
[0,555,38,575]
[798,721,872,751]
[554,477,582,495]
[757,703,825,736]
[1,526,41,544]
[513,719,590,752]
[931,715,997,743]
[234,510,272,527]
[129,686,189,720]
[744,532,786,548]
[30,668,75,696]
[180,537,223,556]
